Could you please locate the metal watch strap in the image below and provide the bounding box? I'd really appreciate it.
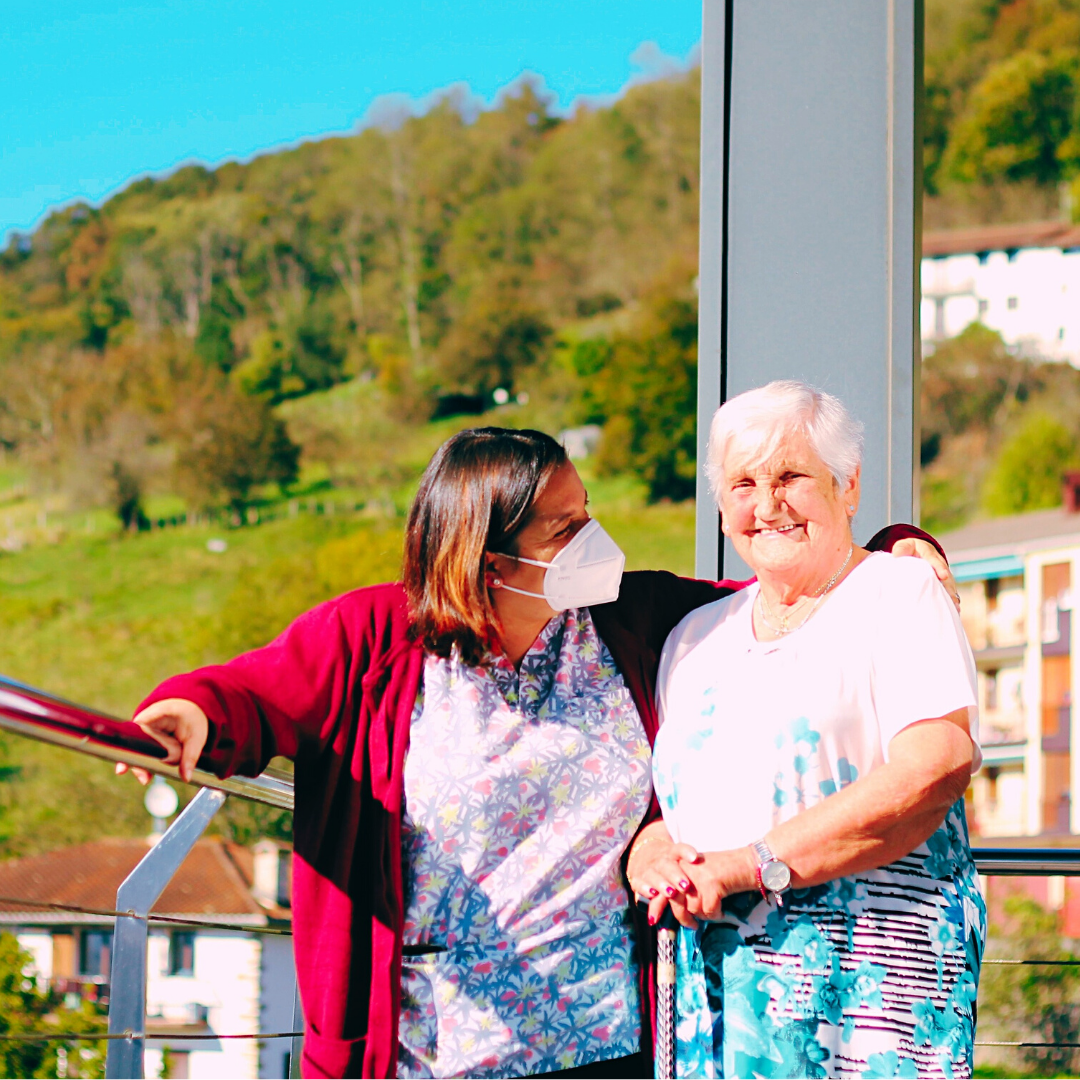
[751,839,774,866]
[751,839,786,907]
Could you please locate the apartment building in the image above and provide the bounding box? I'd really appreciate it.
[941,479,1080,840]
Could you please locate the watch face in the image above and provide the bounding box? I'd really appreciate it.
[761,860,791,893]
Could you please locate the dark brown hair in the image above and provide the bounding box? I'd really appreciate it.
[404,427,568,665]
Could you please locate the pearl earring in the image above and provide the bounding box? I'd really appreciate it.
[492,577,502,587]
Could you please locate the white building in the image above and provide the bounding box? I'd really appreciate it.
[922,221,1080,364]
[0,837,295,1080]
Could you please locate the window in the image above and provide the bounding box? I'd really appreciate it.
[1007,296,1018,310]
[985,670,999,711]
[978,299,988,316]
[168,931,195,976]
[79,930,112,979]
[163,1050,190,1079]
[1060,327,1066,340]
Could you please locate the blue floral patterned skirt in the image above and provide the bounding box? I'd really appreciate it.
[674,815,986,1078]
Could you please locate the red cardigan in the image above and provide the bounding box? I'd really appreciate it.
[139,525,937,1078]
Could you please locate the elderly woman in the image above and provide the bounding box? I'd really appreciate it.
[124,426,950,1079]
[634,382,983,1079]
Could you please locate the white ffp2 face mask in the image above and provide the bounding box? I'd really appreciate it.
[495,519,626,610]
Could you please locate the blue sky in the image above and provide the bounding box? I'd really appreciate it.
[1,0,701,244]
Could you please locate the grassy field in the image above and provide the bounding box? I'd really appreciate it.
[0,463,693,853]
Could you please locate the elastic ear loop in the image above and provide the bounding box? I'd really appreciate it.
[498,552,553,569]
[490,551,552,600]
[496,582,548,600]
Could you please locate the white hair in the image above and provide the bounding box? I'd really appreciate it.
[705,380,864,505]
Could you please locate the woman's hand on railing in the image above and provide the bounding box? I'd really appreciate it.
[116,698,209,784]
[627,823,703,930]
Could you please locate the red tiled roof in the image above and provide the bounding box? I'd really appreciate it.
[923,221,1080,257]
[0,838,287,919]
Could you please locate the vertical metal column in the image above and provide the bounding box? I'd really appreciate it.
[289,982,304,1079]
[696,0,924,579]
[694,0,730,580]
[105,787,228,1079]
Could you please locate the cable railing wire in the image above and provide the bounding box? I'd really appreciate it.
[0,894,292,936]
[0,1032,302,1042]
[977,1041,1080,1048]
[983,957,1080,965]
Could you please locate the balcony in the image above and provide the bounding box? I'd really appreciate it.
[3,673,1080,1078]
[48,975,110,1008]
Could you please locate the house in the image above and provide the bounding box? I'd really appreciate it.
[921,221,1080,365]
[0,837,295,1080]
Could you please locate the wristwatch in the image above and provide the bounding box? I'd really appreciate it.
[750,839,791,907]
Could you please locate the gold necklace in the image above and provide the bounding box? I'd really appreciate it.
[757,545,854,636]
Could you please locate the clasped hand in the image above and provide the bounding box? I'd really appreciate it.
[628,832,755,929]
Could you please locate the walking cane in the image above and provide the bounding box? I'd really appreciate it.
[655,908,678,1080]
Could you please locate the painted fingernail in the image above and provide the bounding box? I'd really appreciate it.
[666,887,676,897]
[648,915,657,926]
[679,880,690,889]
[649,888,659,897]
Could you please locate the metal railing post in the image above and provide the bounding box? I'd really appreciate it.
[105,787,228,1079]
[289,982,304,1079]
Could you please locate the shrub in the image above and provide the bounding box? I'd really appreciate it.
[982,413,1078,516]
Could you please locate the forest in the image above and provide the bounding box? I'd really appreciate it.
[3,1,1080,544]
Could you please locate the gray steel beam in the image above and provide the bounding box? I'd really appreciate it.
[694,0,729,579]
[105,786,228,1079]
[696,0,923,579]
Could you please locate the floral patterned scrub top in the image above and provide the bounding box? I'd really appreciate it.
[653,555,985,1079]
[397,608,652,1078]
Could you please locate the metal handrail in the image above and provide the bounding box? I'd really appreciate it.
[0,675,293,809]
[973,848,1080,875]
[10,674,1080,871]
[0,672,300,1078]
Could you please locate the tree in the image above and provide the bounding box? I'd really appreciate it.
[435,281,551,396]
[920,323,1035,467]
[173,386,300,512]
[232,306,347,404]
[0,932,106,1078]
[983,413,1078,516]
[944,48,1080,186]
[978,894,1080,1078]
[563,268,698,502]
[109,461,149,531]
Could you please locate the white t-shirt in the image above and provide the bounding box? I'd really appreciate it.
[652,552,979,853]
